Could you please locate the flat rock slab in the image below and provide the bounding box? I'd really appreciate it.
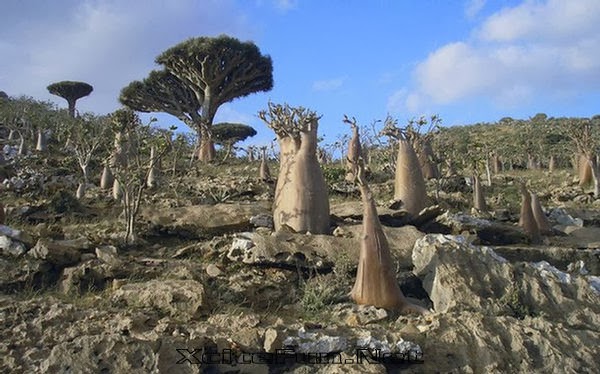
[142,201,271,238]
[227,225,424,271]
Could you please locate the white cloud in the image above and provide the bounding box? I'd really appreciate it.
[465,0,486,19]
[0,0,253,115]
[312,77,346,92]
[273,0,298,12]
[399,0,600,110]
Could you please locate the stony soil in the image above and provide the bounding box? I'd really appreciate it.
[1,156,599,373]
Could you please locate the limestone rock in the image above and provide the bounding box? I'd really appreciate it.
[28,238,81,267]
[142,201,271,238]
[111,279,206,319]
[95,245,121,266]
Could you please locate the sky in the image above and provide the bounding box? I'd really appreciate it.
[2,0,600,149]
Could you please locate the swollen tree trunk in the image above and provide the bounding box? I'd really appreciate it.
[492,154,502,174]
[18,135,27,155]
[485,159,492,186]
[273,128,329,233]
[417,140,439,180]
[345,122,361,181]
[589,156,600,198]
[548,155,556,172]
[351,167,429,314]
[394,139,427,216]
[76,183,86,199]
[579,154,593,187]
[519,184,541,244]
[260,104,330,234]
[473,174,487,211]
[146,146,159,188]
[100,164,113,189]
[36,130,47,151]
[530,192,552,234]
[259,147,271,182]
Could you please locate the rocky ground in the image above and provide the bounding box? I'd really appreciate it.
[1,155,599,373]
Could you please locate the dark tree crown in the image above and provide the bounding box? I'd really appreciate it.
[156,34,274,110]
[47,81,93,101]
[119,70,200,124]
[212,122,257,145]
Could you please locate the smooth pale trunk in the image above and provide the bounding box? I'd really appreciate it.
[590,156,600,198]
[18,136,27,155]
[345,126,361,181]
[76,183,86,199]
[530,193,552,234]
[273,130,330,234]
[579,155,593,186]
[351,183,428,314]
[147,146,159,188]
[113,179,123,201]
[548,155,556,172]
[417,141,439,180]
[35,130,46,152]
[485,159,492,186]
[473,174,487,211]
[519,186,541,244]
[394,139,427,216]
[492,154,502,174]
[8,129,15,141]
[100,165,113,189]
[259,149,271,182]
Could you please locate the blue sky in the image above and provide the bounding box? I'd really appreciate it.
[2,0,600,148]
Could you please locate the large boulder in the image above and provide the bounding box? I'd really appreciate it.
[412,234,600,320]
[142,202,271,238]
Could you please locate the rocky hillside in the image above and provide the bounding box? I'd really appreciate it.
[1,151,599,373]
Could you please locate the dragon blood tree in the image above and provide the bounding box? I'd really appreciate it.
[258,102,330,234]
[47,81,93,118]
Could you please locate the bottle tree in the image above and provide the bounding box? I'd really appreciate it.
[258,102,330,234]
[121,35,273,163]
[47,81,93,118]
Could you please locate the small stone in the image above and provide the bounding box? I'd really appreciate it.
[345,314,361,327]
[0,235,27,256]
[206,264,223,277]
[263,328,283,353]
[95,245,121,266]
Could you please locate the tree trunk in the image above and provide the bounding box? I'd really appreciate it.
[68,99,76,118]
[76,183,86,199]
[100,165,113,189]
[473,174,487,211]
[35,130,46,152]
[196,127,216,162]
[351,169,428,314]
[590,156,600,198]
[579,154,593,186]
[273,128,330,234]
[485,159,492,186]
[394,139,427,216]
[18,135,27,155]
[548,155,556,172]
[492,154,502,174]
